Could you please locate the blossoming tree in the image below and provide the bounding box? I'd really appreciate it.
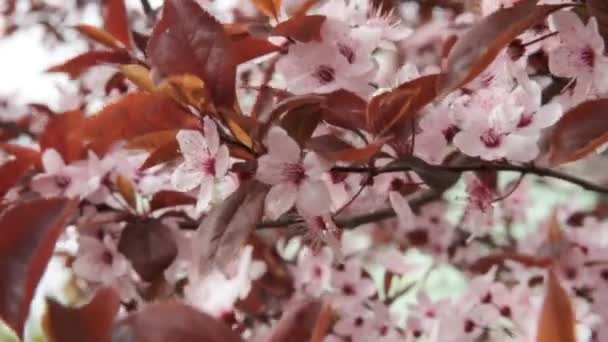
[1,0,608,340]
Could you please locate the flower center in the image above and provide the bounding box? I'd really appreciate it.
[54,175,71,189]
[202,157,216,176]
[517,112,534,128]
[480,129,502,148]
[338,43,355,64]
[283,163,306,185]
[442,125,460,143]
[101,250,114,265]
[581,45,595,68]
[314,65,336,84]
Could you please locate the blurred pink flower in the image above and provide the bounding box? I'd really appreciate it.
[256,127,332,219]
[171,117,231,213]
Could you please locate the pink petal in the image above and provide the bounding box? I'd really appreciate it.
[266,127,301,164]
[195,175,214,213]
[30,174,62,198]
[296,179,331,217]
[41,148,65,173]
[176,129,207,161]
[256,154,287,185]
[265,183,297,220]
[389,191,414,231]
[303,152,332,179]
[214,145,231,177]
[203,117,220,154]
[172,160,203,192]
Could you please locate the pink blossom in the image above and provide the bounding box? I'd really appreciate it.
[331,259,376,310]
[31,149,103,199]
[293,246,333,297]
[549,11,608,102]
[332,304,374,342]
[171,117,231,213]
[462,174,495,236]
[256,127,332,219]
[184,245,266,317]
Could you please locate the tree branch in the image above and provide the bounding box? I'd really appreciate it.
[332,162,608,194]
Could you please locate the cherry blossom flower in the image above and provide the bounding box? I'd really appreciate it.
[293,246,333,297]
[331,259,376,310]
[256,127,332,219]
[31,149,102,199]
[171,117,231,213]
[276,19,379,96]
[549,11,608,102]
[462,174,495,236]
[72,235,136,300]
[185,245,266,317]
[332,304,374,342]
[453,103,540,162]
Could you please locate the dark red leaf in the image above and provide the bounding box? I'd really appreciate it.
[321,90,367,131]
[548,98,608,165]
[196,181,268,275]
[111,302,244,342]
[0,158,34,198]
[45,287,120,342]
[0,198,77,338]
[140,138,181,170]
[537,270,577,342]
[105,71,129,95]
[280,103,323,147]
[233,35,281,65]
[439,1,566,95]
[271,15,326,43]
[470,252,551,274]
[367,74,441,136]
[149,190,196,211]
[118,219,178,281]
[39,110,86,163]
[268,298,322,342]
[47,50,131,78]
[81,92,199,155]
[103,0,132,48]
[147,0,237,107]
[588,0,608,45]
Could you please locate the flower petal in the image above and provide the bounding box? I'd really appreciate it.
[214,145,231,177]
[389,191,414,231]
[256,154,287,185]
[41,148,65,173]
[265,183,297,220]
[296,179,332,217]
[176,129,207,161]
[266,126,300,163]
[171,161,203,192]
[203,117,220,154]
[195,175,214,214]
[303,152,332,179]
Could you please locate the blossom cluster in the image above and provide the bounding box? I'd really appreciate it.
[1,0,608,341]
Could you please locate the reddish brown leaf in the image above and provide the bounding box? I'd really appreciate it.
[147,0,238,107]
[588,0,608,44]
[280,103,323,146]
[126,129,178,151]
[536,270,577,342]
[0,158,34,198]
[306,134,354,155]
[149,190,196,211]
[310,301,333,342]
[117,219,178,281]
[40,110,86,163]
[258,94,325,140]
[45,287,120,342]
[1,143,41,169]
[269,298,322,342]
[0,198,77,338]
[470,252,551,274]
[321,89,367,131]
[233,35,281,65]
[440,1,566,95]
[116,174,138,209]
[81,92,198,155]
[140,138,181,170]
[111,302,244,342]
[323,139,387,163]
[271,15,326,43]
[74,24,126,50]
[103,0,132,48]
[195,181,268,275]
[252,0,282,19]
[367,74,441,136]
[548,98,608,165]
[47,50,131,78]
